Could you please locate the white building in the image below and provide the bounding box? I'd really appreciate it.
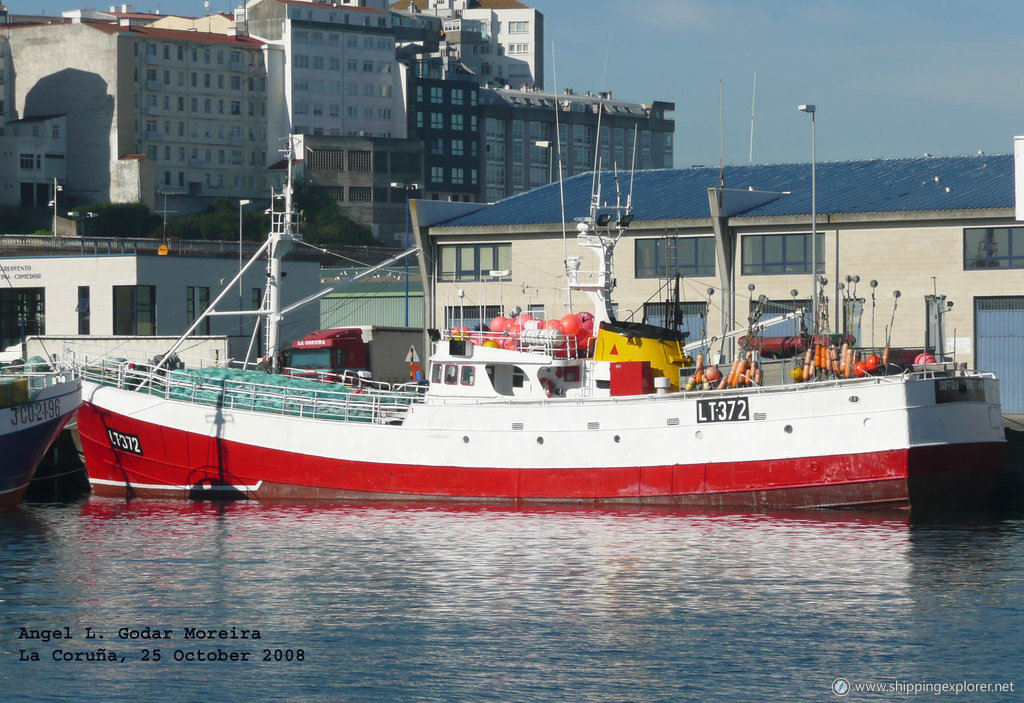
[0,114,67,209]
[241,0,407,147]
[0,237,321,363]
[392,0,544,88]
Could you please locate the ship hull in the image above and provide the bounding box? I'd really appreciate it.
[77,374,1005,510]
[0,379,82,508]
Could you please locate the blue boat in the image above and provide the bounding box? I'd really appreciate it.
[0,367,82,508]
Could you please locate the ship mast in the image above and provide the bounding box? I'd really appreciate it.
[567,170,633,326]
[264,137,302,371]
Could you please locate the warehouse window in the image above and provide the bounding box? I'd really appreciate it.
[439,244,511,281]
[113,285,156,335]
[742,233,823,275]
[964,227,1024,269]
[635,236,715,278]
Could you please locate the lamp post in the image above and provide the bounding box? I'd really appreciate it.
[238,199,251,335]
[48,177,63,236]
[798,104,817,333]
[534,140,553,183]
[391,182,419,326]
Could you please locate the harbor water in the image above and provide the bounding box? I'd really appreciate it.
[2,499,1022,702]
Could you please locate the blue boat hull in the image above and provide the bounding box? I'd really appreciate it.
[1,377,81,508]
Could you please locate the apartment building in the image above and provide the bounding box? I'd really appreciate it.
[0,114,67,209]
[3,18,271,211]
[242,0,407,145]
[479,87,675,202]
[391,0,543,89]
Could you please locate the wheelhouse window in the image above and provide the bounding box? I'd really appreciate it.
[113,285,156,335]
[742,233,823,275]
[460,366,475,385]
[964,227,1024,269]
[635,236,715,278]
[444,364,458,384]
[439,243,511,281]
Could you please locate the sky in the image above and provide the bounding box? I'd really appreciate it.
[8,0,1024,167]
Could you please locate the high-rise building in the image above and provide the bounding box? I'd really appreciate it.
[391,0,543,89]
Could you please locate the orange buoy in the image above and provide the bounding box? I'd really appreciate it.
[882,345,890,366]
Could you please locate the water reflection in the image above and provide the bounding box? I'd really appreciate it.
[1,499,1021,702]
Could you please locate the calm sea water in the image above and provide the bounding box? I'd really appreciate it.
[1,498,1022,702]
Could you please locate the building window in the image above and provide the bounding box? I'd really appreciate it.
[430,166,444,184]
[635,237,716,278]
[18,154,35,170]
[349,187,372,202]
[439,244,512,281]
[113,285,156,336]
[508,21,529,33]
[430,113,443,130]
[77,286,90,335]
[741,233,823,275]
[186,286,210,335]
[451,114,464,131]
[964,227,1024,269]
[0,288,45,349]
[642,301,708,338]
[430,86,443,104]
[347,151,372,172]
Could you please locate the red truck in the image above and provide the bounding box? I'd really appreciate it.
[283,327,424,384]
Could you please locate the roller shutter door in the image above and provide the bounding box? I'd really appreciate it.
[976,297,1024,413]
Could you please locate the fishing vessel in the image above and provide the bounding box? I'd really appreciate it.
[0,364,82,508]
[74,144,1006,509]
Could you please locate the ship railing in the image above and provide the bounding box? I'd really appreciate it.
[0,360,79,391]
[677,357,994,397]
[80,356,423,425]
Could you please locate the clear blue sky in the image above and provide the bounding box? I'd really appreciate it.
[8,0,1024,166]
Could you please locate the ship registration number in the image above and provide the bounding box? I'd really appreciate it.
[9,398,62,428]
[107,428,143,455]
[696,397,750,423]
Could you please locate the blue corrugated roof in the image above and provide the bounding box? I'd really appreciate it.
[442,154,1014,228]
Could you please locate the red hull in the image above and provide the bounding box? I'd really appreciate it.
[77,401,1003,509]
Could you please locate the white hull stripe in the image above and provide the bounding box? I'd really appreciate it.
[88,477,264,492]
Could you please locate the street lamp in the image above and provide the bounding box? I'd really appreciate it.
[391,182,419,326]
[238,199,252,336]
[48,177,63,236]
[534,140,553,183]
[798,104,817,333]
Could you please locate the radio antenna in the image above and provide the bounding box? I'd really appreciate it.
[749,72,757,164]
